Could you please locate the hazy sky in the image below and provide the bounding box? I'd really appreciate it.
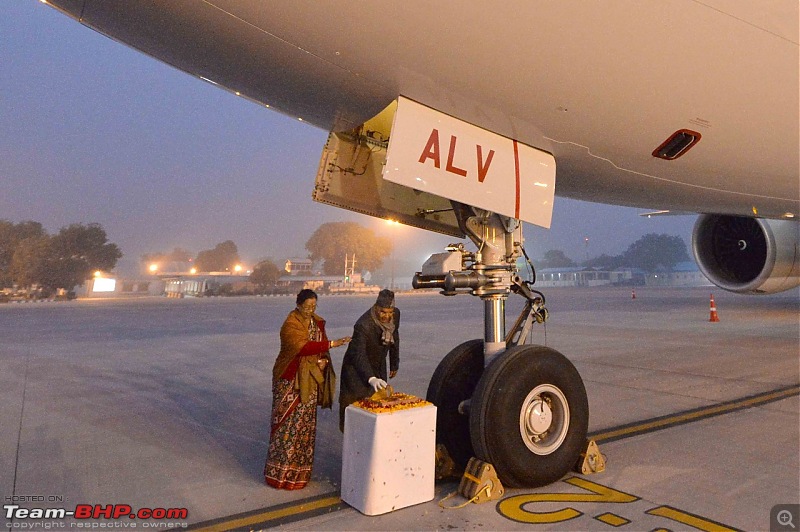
[1,2,696,277]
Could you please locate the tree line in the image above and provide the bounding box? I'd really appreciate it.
[535,233,689,272]
[0,220,121,295]
[143,225,689,293]
[142,222,392,293]
[142,241,244,273]
[142,223,391,276]
[2,217,689,296]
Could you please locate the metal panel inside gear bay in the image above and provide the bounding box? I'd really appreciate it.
[312,101,465,237]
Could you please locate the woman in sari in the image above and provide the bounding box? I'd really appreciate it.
[264,289,350,490]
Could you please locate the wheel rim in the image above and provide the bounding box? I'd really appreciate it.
[519,384,570,455]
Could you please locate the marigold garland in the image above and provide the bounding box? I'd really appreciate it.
[354,392,432,414]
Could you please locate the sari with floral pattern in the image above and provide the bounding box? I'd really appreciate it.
[264,313,327,490]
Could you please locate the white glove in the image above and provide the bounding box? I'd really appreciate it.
[368,377,388,392]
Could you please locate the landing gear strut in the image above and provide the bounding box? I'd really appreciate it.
[415,205,588,488]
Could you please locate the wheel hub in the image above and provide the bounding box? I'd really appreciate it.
[525,398,553,434]
[519,384,570,455]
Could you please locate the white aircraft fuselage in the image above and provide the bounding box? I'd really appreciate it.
[47,1,798,219]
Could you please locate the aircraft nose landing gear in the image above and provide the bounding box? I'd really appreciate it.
[418,207,589,488]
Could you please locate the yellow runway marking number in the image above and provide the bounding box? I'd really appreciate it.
[647,505,740,532]
[497,477,637,524]
[496,477,739,529]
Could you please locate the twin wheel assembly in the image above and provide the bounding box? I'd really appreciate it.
[415,208,590,488]
[427,340,588,488]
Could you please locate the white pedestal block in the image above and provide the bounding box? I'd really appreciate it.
[341,403,437,515]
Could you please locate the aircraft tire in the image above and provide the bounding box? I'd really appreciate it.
[469,345,588,488]
[426,339,484,471]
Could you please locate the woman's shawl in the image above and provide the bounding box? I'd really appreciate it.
[273,309,317,382]
[272,308,336,407]
[297,356,336,408]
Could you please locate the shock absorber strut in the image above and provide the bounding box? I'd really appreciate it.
[413,206,527,364]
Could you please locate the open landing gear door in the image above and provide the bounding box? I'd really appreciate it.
[313,100,464,237]
[385,97,555,229]
[313,97,556,234]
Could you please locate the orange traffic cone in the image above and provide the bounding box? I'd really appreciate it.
[709,294,720,322]
[631,288,636,299]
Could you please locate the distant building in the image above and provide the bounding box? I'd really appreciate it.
[285,258,313,275]
[535,264,707,288]
[276,274,343,293]
[647,261,709,287]
[536,267,613,287]
[276,271,379,294]
[610,268,647,286]
[279,256,380,293]
[83,276,158,297]
[162,273,253,297]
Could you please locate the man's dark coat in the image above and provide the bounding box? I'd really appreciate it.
[338,307,400,430]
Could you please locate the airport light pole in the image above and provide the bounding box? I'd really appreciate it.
[386,219,400,290]
[584,237,589,264]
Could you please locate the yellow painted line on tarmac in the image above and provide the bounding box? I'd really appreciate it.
[590,384,799,444]
[187,495,342,532]
[647,505,741,532]
[498,478,637,524]
[594,512,631,527]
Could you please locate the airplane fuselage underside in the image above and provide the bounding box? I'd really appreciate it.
[48,0,799,220]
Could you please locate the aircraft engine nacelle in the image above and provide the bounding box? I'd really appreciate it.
[692,214,800,294]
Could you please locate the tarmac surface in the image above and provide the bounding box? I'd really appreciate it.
[1,286,798,531]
